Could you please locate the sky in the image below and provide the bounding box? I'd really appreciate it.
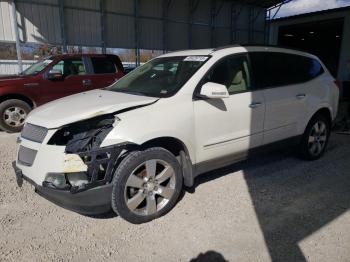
[273,0,350,18]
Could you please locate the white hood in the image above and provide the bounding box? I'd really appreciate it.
[26,89,158,128]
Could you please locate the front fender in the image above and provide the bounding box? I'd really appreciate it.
[101,130,196,164]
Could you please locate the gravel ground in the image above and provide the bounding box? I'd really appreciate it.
[0,131,349,262]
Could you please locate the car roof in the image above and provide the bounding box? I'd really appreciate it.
[158,45,317,60]
[50,53,119,60]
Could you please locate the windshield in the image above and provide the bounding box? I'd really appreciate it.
[106,56,209,97]
[21,58,53,75]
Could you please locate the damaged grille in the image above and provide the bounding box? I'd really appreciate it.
[18,145,37,166]
[21,123,48,143]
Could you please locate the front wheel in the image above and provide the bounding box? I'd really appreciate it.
[299,114,330,160]
[0,99,31,133]
[111,147,183,224]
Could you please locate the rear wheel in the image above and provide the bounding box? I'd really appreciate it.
[0,99,31,133]
[111,147,183,224]
[299,114,330,160]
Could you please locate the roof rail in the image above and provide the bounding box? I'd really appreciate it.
[212,44,241,51]
[241,44,309,53]
[212,44,309,54]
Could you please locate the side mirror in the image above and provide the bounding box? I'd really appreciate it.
[47,69,63,80]
[199,82,229,99]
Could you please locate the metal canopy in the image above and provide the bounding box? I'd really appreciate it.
[228,0,284,8]
[0,0,286,71]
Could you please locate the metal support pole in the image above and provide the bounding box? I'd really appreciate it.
[134,0,140,66]
[248,7,253,43]
[188,0,193,49]
[230,3,234,44]
[100,0,106,54]
[188,0,198,49]
[266,9,271,44]
[162,0,171,53]
[264,9,269,44]
[231,4,242,44]
[210,0,216,48]
[59,0,67,53]
[10,0,22,73]
[251,7,255,43]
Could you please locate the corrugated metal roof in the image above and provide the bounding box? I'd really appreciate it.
[0,0,280,50]
[228,0,284,8]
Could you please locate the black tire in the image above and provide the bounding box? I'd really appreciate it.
[299,114,330,160]
[0,99,31,133]
[111,147,183,224]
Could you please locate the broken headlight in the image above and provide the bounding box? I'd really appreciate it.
[43,173,70,190]
[48,114,120,153]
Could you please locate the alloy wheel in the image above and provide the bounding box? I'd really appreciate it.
[124,159,176,216]
[308,121,327,156]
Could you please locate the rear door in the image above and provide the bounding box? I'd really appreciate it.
[250,52,323,144]
[87,56,124,89]
[37,57,88,104]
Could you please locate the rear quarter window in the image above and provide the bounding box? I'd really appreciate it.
[250,52,324,89]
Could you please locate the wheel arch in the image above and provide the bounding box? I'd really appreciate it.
[309,107,332,126]
[141,137,188,157]
[0,94,35,108]
[140,136,195,187]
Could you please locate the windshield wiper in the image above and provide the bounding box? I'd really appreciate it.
[114,89,148,96]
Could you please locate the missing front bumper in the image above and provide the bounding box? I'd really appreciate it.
[12,161,113,215]
[68,143,132,193]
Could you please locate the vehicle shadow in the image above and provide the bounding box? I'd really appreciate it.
[191,134,350,262]
[190,250,229,262]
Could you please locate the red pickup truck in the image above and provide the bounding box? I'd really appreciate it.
[0,54,124,132]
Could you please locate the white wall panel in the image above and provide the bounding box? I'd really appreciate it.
[16,2,61,43]
[0,1,15,41]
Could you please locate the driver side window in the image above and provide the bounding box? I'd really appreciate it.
[204,55,251,95]
[52,58,86,78]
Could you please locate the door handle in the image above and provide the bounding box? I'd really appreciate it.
[296,94,306,99]
[249,102,263,108]
[82,79,92,86]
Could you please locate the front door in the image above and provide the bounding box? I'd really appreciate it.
[194,54,265,164]
[37,57,89,104]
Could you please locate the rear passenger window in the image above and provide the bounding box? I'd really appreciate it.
[304,57,324,78]
[91,57,116,74]
[250,52,324,89]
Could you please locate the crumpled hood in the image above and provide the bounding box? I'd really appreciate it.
[26,89,158,128]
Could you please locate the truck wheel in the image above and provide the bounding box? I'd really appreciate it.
[299,114,330,160]
[111,147,183,224]
[0,99,31,133]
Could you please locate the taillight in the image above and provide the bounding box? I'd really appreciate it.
[334,79,341,88]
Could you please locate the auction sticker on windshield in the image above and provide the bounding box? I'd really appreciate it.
[183,56,209,62]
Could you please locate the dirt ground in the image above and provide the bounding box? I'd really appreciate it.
[0,131,349,262]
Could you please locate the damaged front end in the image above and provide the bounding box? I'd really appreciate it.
[46,114,133,193]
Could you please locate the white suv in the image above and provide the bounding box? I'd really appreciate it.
[13,46,339,224]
